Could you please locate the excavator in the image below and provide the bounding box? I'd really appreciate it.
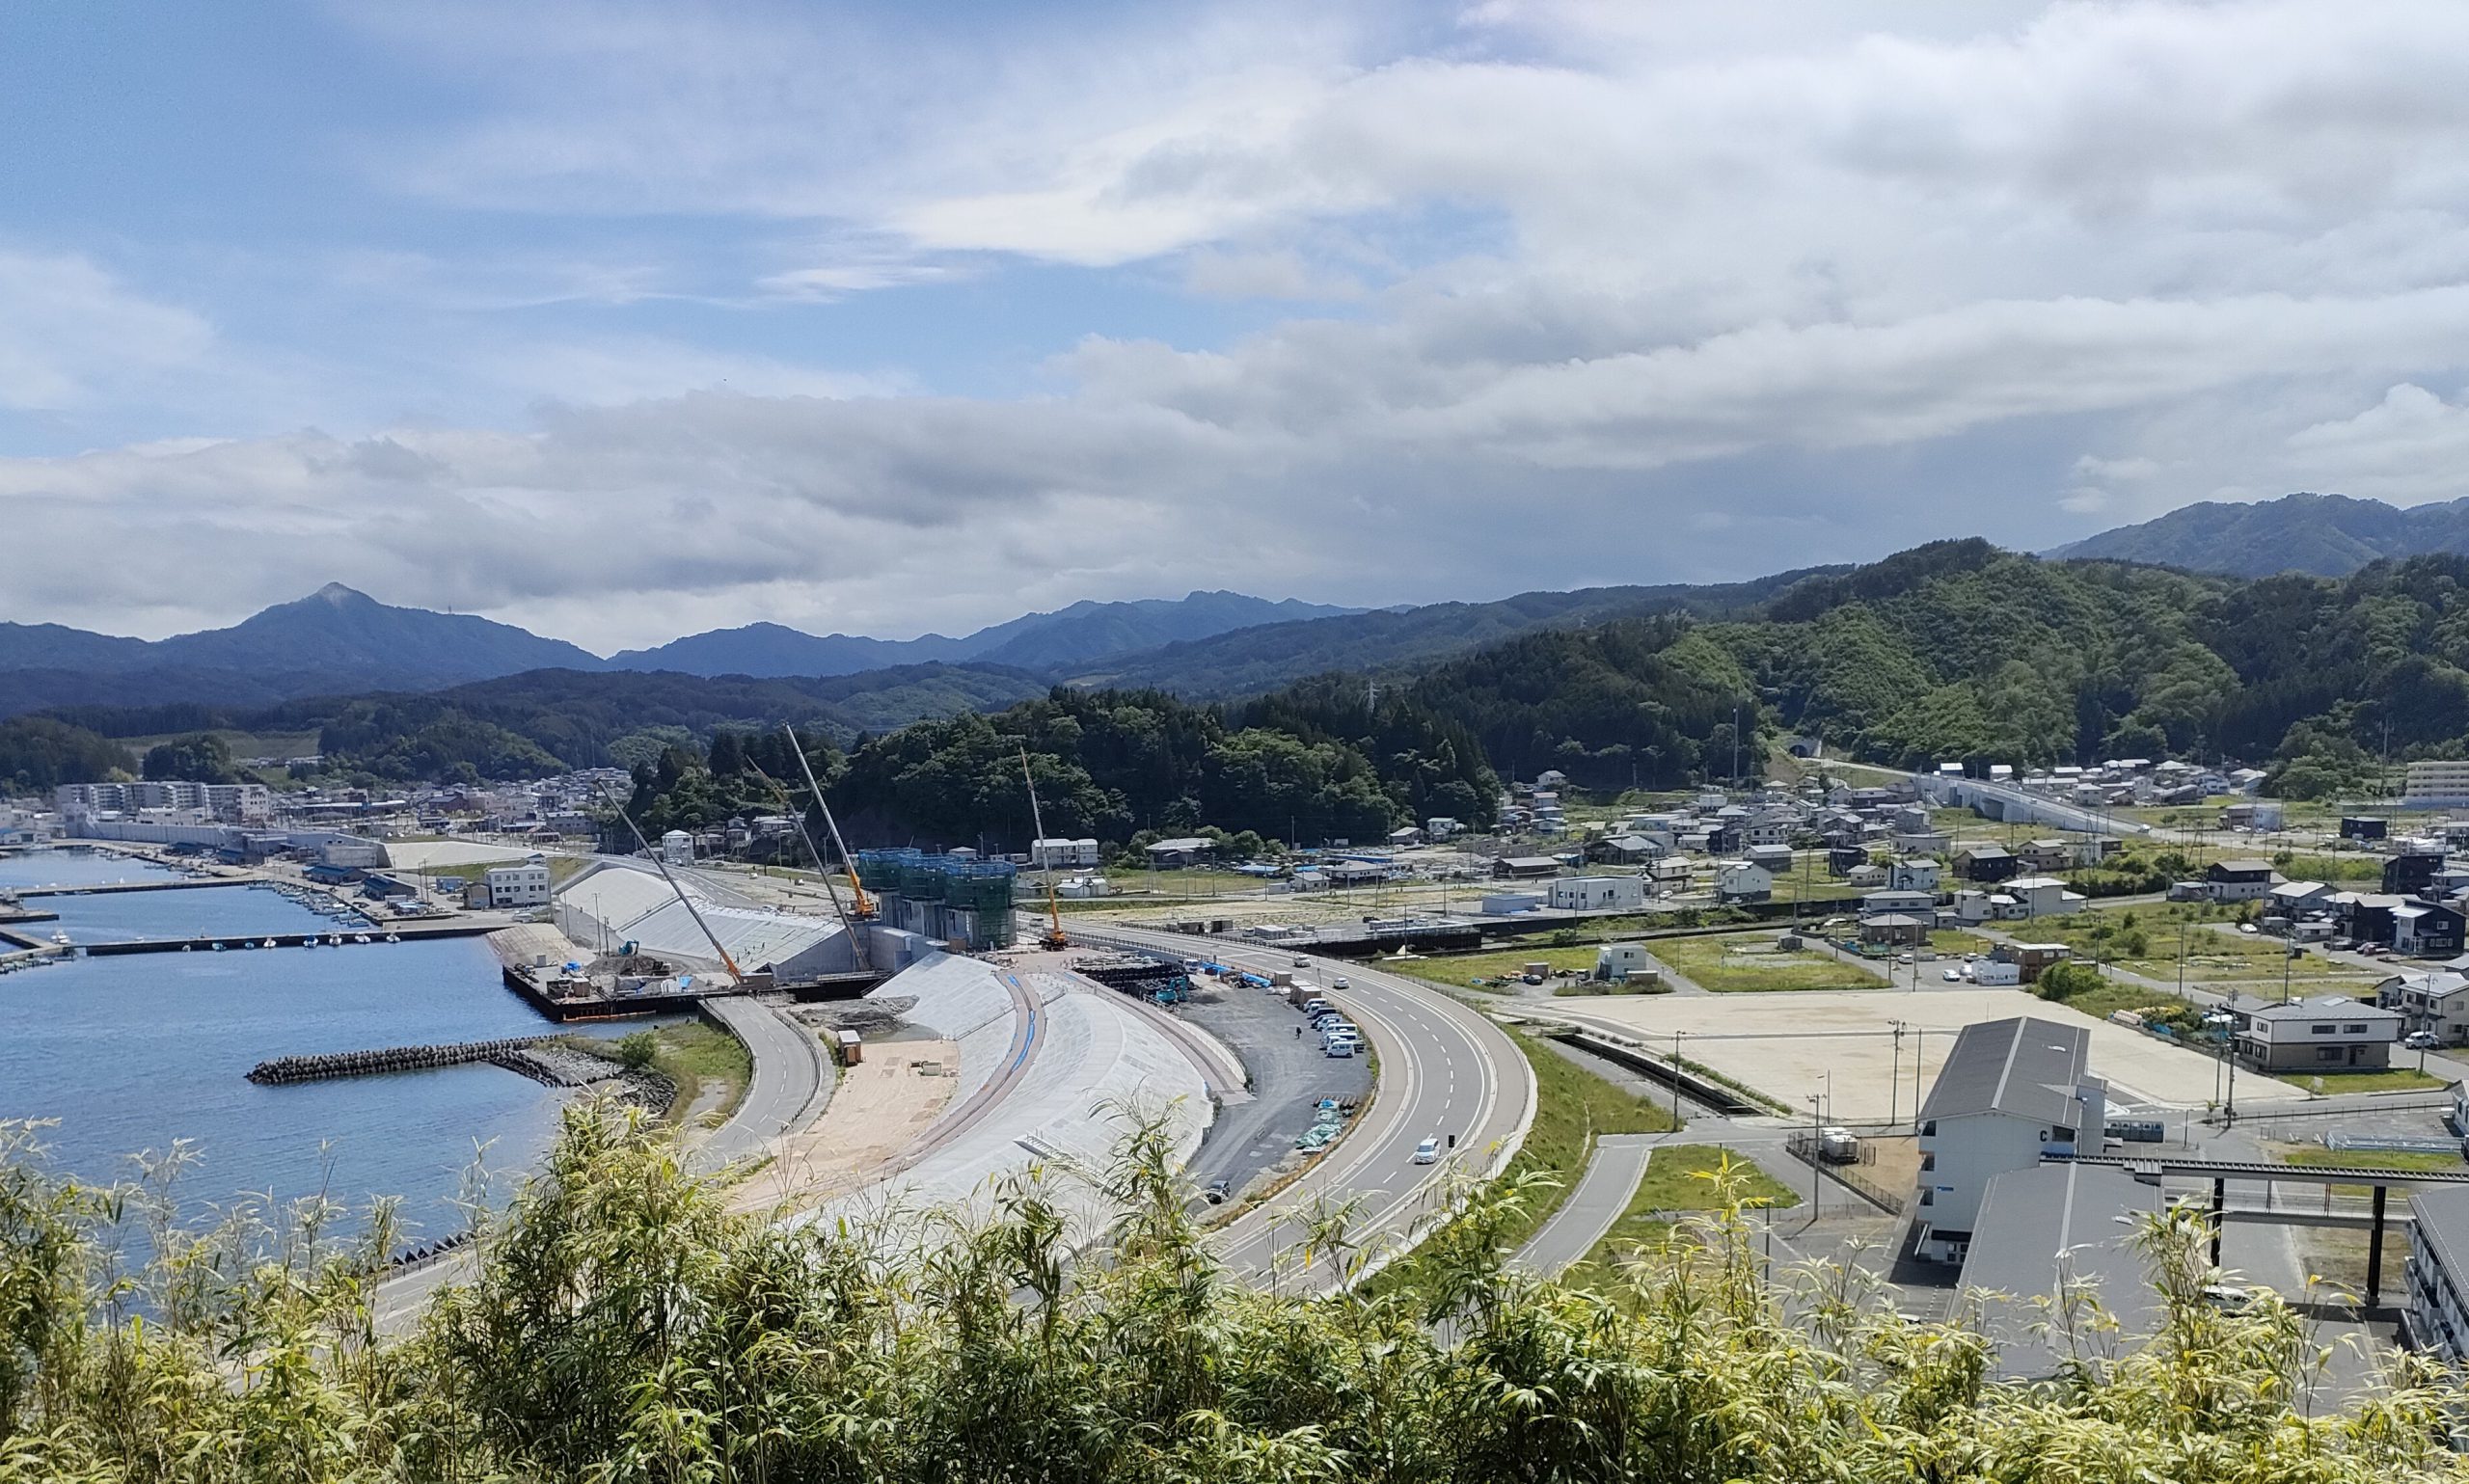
[1019,746,1069,951]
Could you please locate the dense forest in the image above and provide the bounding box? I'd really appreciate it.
[23,543,2469,813]
[0,1105,2455,1483]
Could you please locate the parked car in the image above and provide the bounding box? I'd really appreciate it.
[1413,1137,1441,1165]
[1324,1040,1355,1058]
[2406,1031,2443,1050]
[1941,967,1962,982]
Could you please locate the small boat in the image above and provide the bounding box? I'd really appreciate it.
[212,942,225,952]
[180,944,193,952]
[261,938,276,949]
[48,931,68,945]
[354,933,370,944]
[385,932,400,943]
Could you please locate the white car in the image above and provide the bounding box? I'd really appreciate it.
[1293,955,1311,967]
[1331,976,1351,989]
[1413,1136,1440,1164]
[1941,967,1961,982]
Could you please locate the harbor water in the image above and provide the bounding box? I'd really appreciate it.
[0,851,614,1246]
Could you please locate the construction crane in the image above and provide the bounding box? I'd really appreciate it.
[1019,745,1068,951]
[745,759,869,972]
[784,724,875,921]
[593,777,746,983]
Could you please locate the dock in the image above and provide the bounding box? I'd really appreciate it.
[12,877,253,899]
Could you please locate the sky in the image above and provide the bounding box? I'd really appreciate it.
[7,0,2469,650]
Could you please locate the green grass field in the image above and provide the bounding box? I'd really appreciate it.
[2278,1146,2464,1173]
[1392,944,1608,989]
[1575,1145,1798,1277]
[2022,905,2373,988]
[1649,932,1882,992]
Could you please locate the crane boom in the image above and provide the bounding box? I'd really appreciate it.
[784,724,874,920]
[1019,746,1067,950]
[593,777,746,982]
[746,759,869,972]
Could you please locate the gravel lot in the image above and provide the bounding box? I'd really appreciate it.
[1175,973,1371,1200]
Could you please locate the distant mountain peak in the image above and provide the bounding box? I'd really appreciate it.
[2051,492,2469,578]
[310,581,370,605]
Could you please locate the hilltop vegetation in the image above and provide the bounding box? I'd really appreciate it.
[25,543,2469,816]
[0,1106,2457,1483]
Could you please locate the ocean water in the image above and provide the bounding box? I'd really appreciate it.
[0,852,619,1247]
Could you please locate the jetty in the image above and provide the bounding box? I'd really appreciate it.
[247,1034,562,1085]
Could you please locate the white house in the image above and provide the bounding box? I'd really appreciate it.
[2378,970,2469,1044]
[660,829,693,866]
[1714,861,1773,904]
[1859,888,1936,918]
[484,856,553,908]
[1593,943,1663,984]
[2005,877,2086,918]
[1548,875,1649,912]
[1888,857,1942,893]
[1424,817,1463,840]
[1914,1017,2105,1264]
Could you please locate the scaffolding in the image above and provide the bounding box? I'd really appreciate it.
[855,850,1017,950]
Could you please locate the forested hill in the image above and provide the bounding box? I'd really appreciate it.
[18,541,2469,817]
[2052,492,2469,577]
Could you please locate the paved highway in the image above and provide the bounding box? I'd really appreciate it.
[1105,927,1535,1291]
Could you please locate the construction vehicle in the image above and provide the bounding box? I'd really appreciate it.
[785,724,875,921]
[592,778,746,983]
[744,758,868,972]
[1019,746,1068,951]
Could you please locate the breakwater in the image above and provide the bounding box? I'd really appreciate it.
[86,922,497,957]
[248,1035,561,1085]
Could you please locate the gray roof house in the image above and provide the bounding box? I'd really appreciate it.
[1958,1162,2161,1380]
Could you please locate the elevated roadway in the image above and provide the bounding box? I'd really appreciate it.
[1101,927,1535,1291]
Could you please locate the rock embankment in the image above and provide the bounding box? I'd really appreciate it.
[246,1036,557,1085]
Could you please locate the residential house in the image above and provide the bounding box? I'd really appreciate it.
[1859,912,1932,947]
[2017,838,2074,874]
[1745,843,1796,877]
[1947,889,1994,925]
[1714,861,1774,904]
[1826,846,1869,877]
[1030,837,1101,870]
[1954,845,2019,883]
[1893,827,1954,856]
[2396,901,2468,958]
[2004,876,2086,918]
[2228,993,2403,1072]
[2337,892,2408,947]
[1588,834,1663,866]
[1991,942,2073,984]
[1845,862,1887,889]
[2385,852,2445,899]
[2205,859,2277,902]
[1888,857,1943,893]
[1860,888,1937,918]
[2377,970,2469,1044]
[2342,816,2389,841]
[2266,880,2333,919]
[1913,1017,2105,1264]
[1547,875,1649,912]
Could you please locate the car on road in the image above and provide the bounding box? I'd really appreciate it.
[1293,955,1311,967]
[1331,976,1350,989]
[1203,1176,1232,1204]
[1413,1137,1441,1164]
[2406,1031,2443,1050]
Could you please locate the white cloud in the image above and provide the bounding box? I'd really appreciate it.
[21,1,2469,640]
[0,251,211,412]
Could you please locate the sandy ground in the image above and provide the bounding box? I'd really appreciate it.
[1546,987,2305,1120]
[729,1034,957,1214]
[383,840,548,871]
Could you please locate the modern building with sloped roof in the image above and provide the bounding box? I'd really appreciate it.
[1959,1162,2160,1380]
[1915,1016,2107,1264]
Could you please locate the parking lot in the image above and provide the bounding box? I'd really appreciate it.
[1547,987,2310,1120]
[1175,971,1371,1201]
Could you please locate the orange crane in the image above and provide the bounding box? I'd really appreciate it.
[1019,746,1068,951]
[784,724,875,921]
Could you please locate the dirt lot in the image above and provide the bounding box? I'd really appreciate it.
[1542,987,2308,1120]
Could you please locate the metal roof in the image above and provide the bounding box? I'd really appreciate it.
[2410,1186,2469,1296]
[1919,1016,2093,1127]
[1958,1163,2160,1380]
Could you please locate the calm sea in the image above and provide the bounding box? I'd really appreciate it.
[0,850,623,1247]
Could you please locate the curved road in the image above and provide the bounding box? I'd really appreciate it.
[694,995,828,1171]
[1105,927,1535,1292]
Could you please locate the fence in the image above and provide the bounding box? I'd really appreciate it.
[1782,1130,1906,1214]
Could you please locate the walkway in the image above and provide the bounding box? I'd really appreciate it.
[1513,1133,1656,1276]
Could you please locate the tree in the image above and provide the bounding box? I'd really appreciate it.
[2035,959,2107,1002]
[141,731,239,783]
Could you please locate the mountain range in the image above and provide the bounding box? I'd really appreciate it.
[2048,492,2469,577]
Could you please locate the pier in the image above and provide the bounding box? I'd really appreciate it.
[12,877,253,899]
[82,920,500,957]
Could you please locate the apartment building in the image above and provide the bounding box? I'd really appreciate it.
[1913,1016,2104,1264]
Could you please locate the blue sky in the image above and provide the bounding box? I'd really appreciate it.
[7,1,2469,649]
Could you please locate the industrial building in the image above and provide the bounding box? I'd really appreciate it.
[483,856,552,908]
[855,849,1017,951]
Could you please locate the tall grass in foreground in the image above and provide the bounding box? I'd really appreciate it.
[2,1107,2463,1482]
